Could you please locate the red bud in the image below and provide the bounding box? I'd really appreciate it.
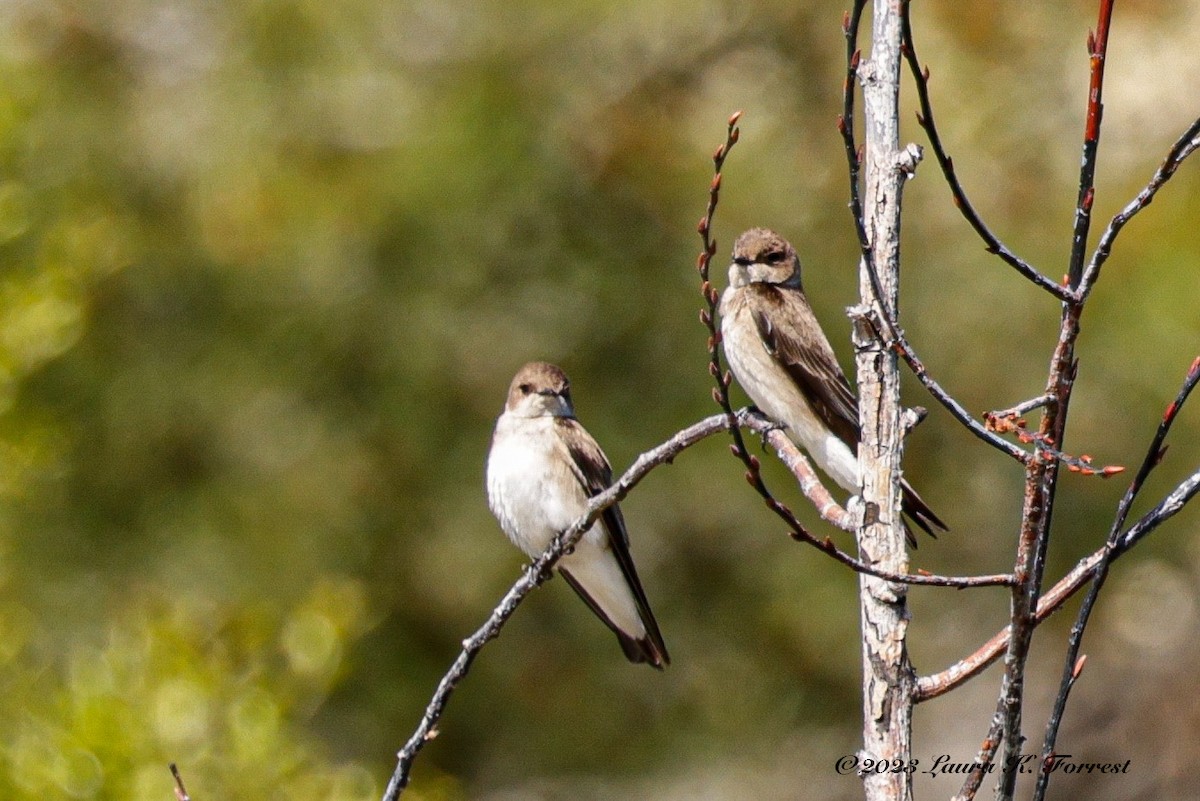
[1072,654,1088,679]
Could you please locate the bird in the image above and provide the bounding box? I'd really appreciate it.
[486,361,669,668]
[719,227,947,543]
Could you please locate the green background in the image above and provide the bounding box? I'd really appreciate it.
[1,1,1198,799]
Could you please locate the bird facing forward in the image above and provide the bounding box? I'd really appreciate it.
[485,361,669,668]
[719,227,946,542]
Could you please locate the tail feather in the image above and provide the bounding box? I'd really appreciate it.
[901,478,948,548]
[559,569,670,670]
[616,630,669,670]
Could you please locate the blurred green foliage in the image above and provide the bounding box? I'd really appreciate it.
[1,1,1198,799]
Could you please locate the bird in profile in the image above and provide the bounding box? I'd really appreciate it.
[486,361,669,668]
[719,227,947,543]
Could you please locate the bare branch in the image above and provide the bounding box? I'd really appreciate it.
[951,714,1002,801]
[747,411,1014,590]
[1065,0,1115,290]
[917,445,1200,703]
[1033,355,1200,800]
[1078,114,1200,299]
[169,764,192,801]
[882,319,1032,464]
[384,411,742,798]
[898,0,1070,301]
[842,14,1035,467]
[987,395,1053,423]
[991,5,1117,792]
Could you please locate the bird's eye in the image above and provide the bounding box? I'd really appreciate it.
[518,383,532,394]
[765,250,786,264]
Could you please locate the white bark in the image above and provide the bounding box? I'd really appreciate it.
[854,4,919,801]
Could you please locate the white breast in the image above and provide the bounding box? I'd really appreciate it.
[720,291,860,492]
[486,415,589,557]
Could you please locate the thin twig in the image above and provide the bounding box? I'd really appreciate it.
[840,7,1033,466]
[916,382,1200,705]
[885,326,1032,463]
[951,715,1003,801]
[918,464,1200,701]
[899,0,1070,301]
[1033,355,1200,801]
[743,412,1014,589]
[169,763,191,801]
[991,5,1117,793]
[695,112,813,541]
[1077,114,1200,299]
[987,395,1054,424]
[384,412,739,798]
[1066,0,1115,289]
[984,396,1123,476]
[837,0,869,263]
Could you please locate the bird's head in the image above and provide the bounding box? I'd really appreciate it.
[504,361,576,418]
[728,227,803,289]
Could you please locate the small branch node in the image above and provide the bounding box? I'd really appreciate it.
[901,405,928,436]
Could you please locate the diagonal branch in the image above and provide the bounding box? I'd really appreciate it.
[916,422,1200,704]
[383,412,738,798]
[1077,113,1200,299]
[840,7,1033,466]
[991,6,1116,794]
[1033,355,1200,800]
[747,410,1014,589]
[899,0,1070,301]
[170,764,192,801]
[884,323,1032,464]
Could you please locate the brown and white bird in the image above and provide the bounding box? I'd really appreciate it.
[719,227,946,542]
[486,361,669,668]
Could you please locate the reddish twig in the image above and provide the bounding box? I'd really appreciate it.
[987,395,1053,423]
[917,359,1200,706]
[951,717,1003,801]
[991,6,1117,793]
[1066,0,1115,289]
[694,111,787,533]
[984,398,1123,475]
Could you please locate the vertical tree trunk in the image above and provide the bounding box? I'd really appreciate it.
[854,4,916,801]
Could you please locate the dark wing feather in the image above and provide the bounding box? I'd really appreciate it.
[747,284,860,448]
[556,418,669,668]
[747,285,948,540]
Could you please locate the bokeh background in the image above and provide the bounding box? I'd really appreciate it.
[1,1,1198,799]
